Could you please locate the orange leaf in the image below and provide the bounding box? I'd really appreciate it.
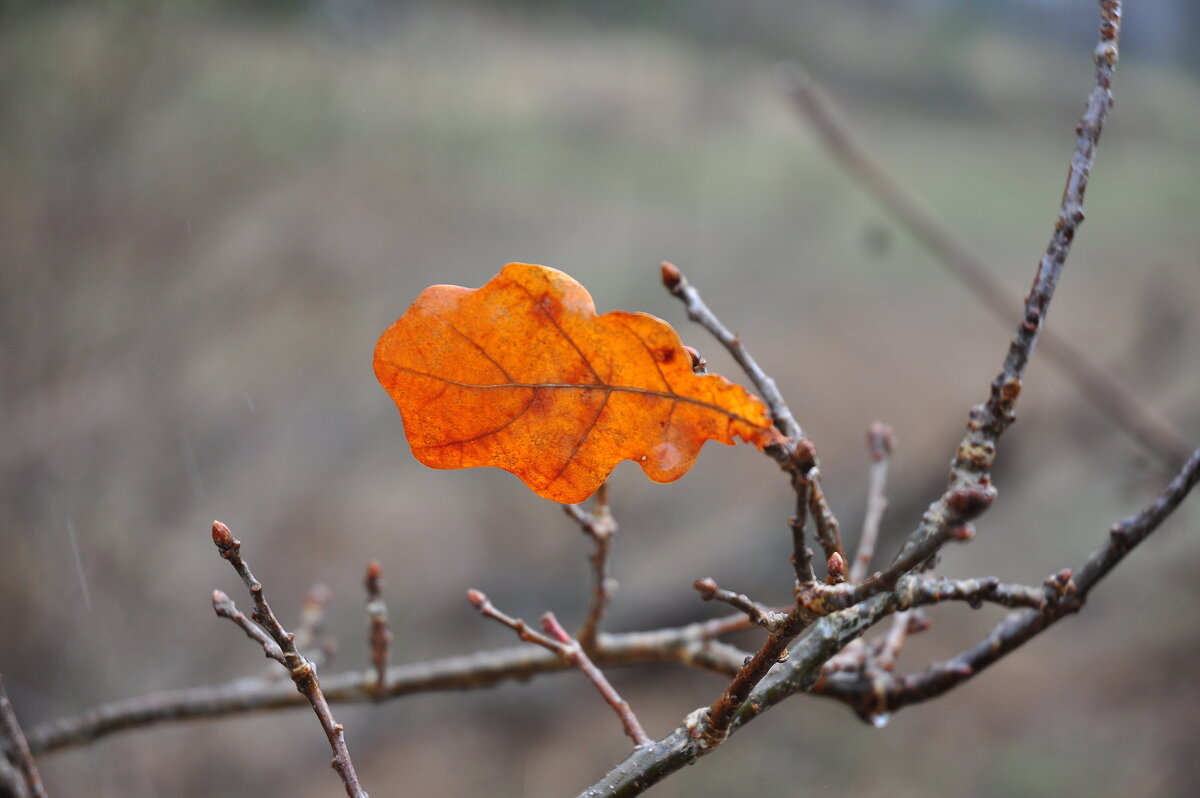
[374,263,780,503]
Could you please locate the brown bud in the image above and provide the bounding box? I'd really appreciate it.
[946,483,996,522]
[366,560,383,581]
[791,438,817,473]
[1044,568,1075,594]
[693,577,718,599]
[466,588,487,609]
[826,551,846,578]
[211,520,233,547]
[660,261,682,289]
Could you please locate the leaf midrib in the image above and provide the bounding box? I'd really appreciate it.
[396,367,767,429]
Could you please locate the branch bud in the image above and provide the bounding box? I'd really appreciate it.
[660,261,682,290]
[466,588,488,609]
[693,577,718,600]
[211,520,234,547]
[946,482,997,523]
[825,551,846,583]
[790,438,817,474]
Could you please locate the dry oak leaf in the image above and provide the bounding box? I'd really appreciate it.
[374,263,781,503]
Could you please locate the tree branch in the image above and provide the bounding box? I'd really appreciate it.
[467,591,652,747]
[851,422,894,584]
[843,0,1124,607]
[814,445,1200,717]
[662,262,846,575]
[578,3,1131,793]
[364,561,391,700]
[211,521,369,798]
[18,610,760,757]
[780,37,1191,470]
[660,261,802,444]
[563,483,618,652]
[0,675,46,798]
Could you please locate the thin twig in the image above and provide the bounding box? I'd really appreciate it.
[212,591,284,662]
[580,438,1197,798]
[542,613,653,748]
[0,675,47,798]
[661,261,802,444]
[872,611,930,672]
[211,521,369,798]
[815,444,1200,718]
[806,473,845,566]
[22,435,1190,770]
[851,422,894,584]
[662,263,844,578]
[19,612,761,756]
[575,567,1060,796]
[364,561,391,700]
[467,590,652,747]
[841,0,1124,608]
[295,583,333,667]
[563,483,618,652]
[787,453,818,585]
[578,5,1130,793]
[693,578,788,633]
[780,57,1192,470]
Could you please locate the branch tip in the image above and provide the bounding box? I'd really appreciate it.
[211,520,234,548]
[790,438,817,473]
[826,552,846,583]
[660,261,682,290]
[866,422,895,461]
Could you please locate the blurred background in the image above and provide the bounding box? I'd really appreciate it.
[2,1,1198,796]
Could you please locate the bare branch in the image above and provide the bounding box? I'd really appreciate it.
[467,591,652,748]
[542,613,653,748]
[842,0,1124,607]
[872,610,931,673]
[780,51,1191,470]
[787,442,818,585]
[211,521,369,798]
[20,612,759,756]
[293,583,334,672]
[815,445,1200,718]
[579,4,1131,792]
[693,578,787,634]
[661,261,802,444]
[806,471,845,566]
[851,422,894,584]
[662,262,850,584]
[212,590,285,663]
[364,561,391,700]
[563,483,618,652]
[0,675,47,798]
